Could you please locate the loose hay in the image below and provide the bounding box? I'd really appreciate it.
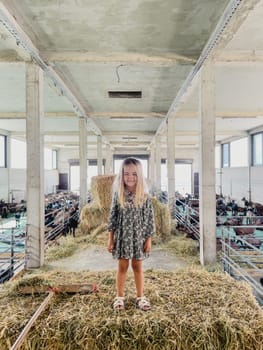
[45,236,79,262]
[1,269,263,350]
[164,235,199,257]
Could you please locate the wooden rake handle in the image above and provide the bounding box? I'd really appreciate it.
[10,290,55,350]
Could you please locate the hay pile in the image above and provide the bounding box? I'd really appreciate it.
[79,202,104,233]
[1,269,263,350]
[80,175,115,234]
[91,175,116,210]
[164,235,199,257]
[152,197,171,243]
[80,176,172,244]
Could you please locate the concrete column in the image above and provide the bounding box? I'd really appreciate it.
[149,144,156,192]
[199,62,216,265]
[97,135,103,175]
[247,133,252,202]
[25,63,44,269]
[156,134,162,195]
[167,116,175,210]
[79,117,87,209]
[6,134,11,202]
[105,147,113,174]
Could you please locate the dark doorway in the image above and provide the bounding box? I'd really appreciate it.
[194,172,199,197]
[59,173,68,190]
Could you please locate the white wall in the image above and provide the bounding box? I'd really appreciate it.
[0,168,9,201]
[0,168,58,202]
[218,166,263,204]
[251,166,263,203]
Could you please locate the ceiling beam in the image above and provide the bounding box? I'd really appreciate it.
[1,110,263,120]
[0,111,166,119]
[91,112,166,119]
[42,51,196,65]
[217,50,263,63]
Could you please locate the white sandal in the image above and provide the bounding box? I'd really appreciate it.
[135,296,151,311]
[113,296,125,310]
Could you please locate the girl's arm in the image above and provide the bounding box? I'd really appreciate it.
[143,197,156,238]
[107,192,119,232]
[107,192,118,253]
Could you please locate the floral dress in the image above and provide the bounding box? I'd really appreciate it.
[107,191,155,260]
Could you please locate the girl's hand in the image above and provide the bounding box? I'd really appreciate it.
[144,237,152,253]
[107,239,114,253]
[107,231,114,253]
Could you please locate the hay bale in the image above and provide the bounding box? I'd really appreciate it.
[1,269,263,350]
[79,202,104,234]
[91,175,115,210]
[152,197,171,243]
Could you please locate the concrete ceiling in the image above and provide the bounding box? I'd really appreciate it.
[0,0,263,154]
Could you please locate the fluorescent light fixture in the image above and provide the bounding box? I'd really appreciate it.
[122,136,138,140]
[110,117,144,120]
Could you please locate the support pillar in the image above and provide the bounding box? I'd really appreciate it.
[79,117,87,209]
[105,148,113,174]
[97,135,103,175]
[167,116,175,210]
[25,63,44,269]
[156,134,162,195]
[149,144,156,193]
[199,62,216,265]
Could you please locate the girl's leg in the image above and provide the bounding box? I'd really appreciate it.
[116,259,129,297]
[131,259,144,297]
[132,259,151,311]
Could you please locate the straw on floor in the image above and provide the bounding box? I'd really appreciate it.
[1,268,263,350]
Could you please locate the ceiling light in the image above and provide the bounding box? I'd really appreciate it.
[110,117,144,120]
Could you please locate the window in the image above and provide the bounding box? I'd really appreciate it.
[44,149,57,170]
[11,138,26,169]
[215,145,220,168]
[160,159,192,195]
[0,135,6,168]
[230,137,248,167]
[52,150,57,169]
[69,159,106,192]
[175,163,192,195]
[222,143,230,167]
[252,133,263,166]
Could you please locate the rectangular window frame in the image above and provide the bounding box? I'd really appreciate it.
[221,143,230,168]
[0,135,7,168]
[251,132,263,166]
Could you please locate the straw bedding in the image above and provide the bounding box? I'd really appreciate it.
[1,269,263,350]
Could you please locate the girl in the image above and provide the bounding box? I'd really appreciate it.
[107,157,155,311]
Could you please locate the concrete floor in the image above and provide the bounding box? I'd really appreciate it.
[48,245,189,272]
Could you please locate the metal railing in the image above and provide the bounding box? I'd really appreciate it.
[172,198,200,240]
[0,227,25,283]
[172,200,263,304]
[0,205,79,283]
[220,225,263,305]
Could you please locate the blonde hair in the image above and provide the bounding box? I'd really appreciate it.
[114,157,148,208]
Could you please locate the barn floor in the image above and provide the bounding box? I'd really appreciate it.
[46,244,190,272]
